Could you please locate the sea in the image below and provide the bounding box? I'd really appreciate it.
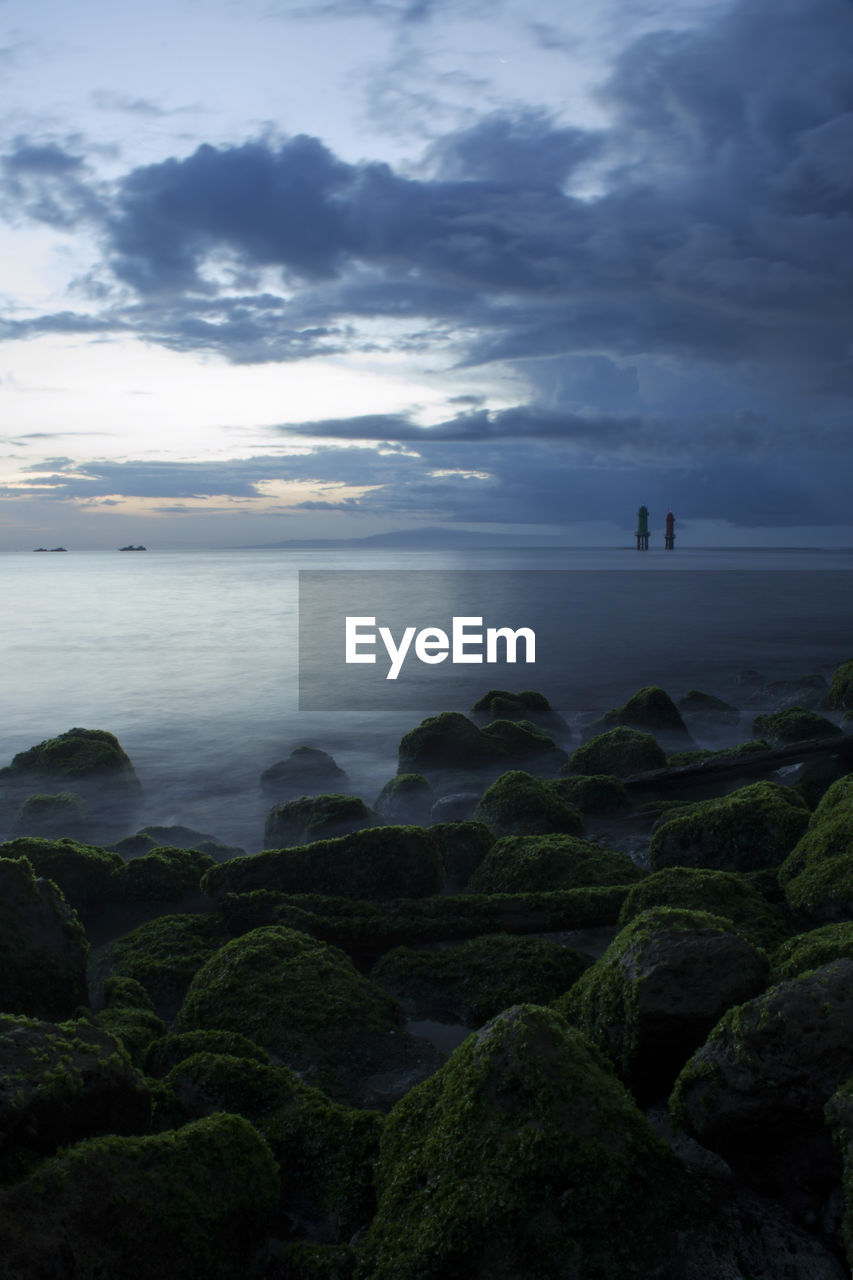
[2,546,852,852]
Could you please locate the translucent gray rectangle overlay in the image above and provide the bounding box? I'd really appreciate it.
[297,569,853,711]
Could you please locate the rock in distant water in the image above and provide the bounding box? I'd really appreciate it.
[374,773,435,825]
[473,770,584,839]
[567,726,667,777]
[0,728,142,840]
[397,711,567,781]
[260,745,348,797]
[585,685,693,745]
[264,793,377,848]
[678,689,741,727]
[0,856,89,1020]
[751,706,843,745]
[11,791,89,840]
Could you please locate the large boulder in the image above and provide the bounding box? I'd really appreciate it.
[0,728,142,837]
[472,770,584,838]
[556,907,769,1101]
[469,832,641,894]
[677,690,741,727]
[264,794,377,848]
[778,795,853,922]
[358,1004,698,1280]
[552,772,630,815]
[0,1113,278,1280]
[649,781,809,873]
[0,837,122,916]
[11,792,89,840]
[261,746,348,797]
[587,685,692,743]
[0,1014,151,1185]
[156,1051,381,1244]
[176,926,441,1108]
[772,922,853,982]
[202,826,443,902]
[671,959,853,1211]
[469,689,567,735]
[371,934,589,1027]
[0,856,89,1020]
[397,712,567,778]
[567,726,667,777]
[751,706,843,745]
[429,820,494,888]
[94,977,166,1068]
[373,774,435,826]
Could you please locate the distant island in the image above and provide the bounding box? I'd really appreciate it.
[32,547,67,552]
[118,545,147,551]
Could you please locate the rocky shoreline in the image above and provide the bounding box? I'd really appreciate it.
[1,659,852,1278]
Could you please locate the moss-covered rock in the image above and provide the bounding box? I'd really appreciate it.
[0,1113,278,1279]
[618,866,788,951]
[116,844,216,902]
[648,780,809,873]
[551,772,630,815]
[556,907,769,1100]
[0,856,89,1020]
[827,659,853,715]
[779,796,853,885]
[772,922,853,981]
[397,711,566,777]
[158,1051,381,1243]
[470,832,641,894]
[810,774,853,825]
[0,836,122,913]
[783,852,853,924]
[751,706,844,745]
[203,826,443,903]
[176,926,440,1108]
[373,774,435,825]
[671,960,853,1209]
[358,1004,698,1280]
[677,690,740,726]
[666,739,770,767]
[219,887,628,960]
[472,770,584,839]
[11,791,88,840]
[591,685,691,740]
[429,820,494,887]
[470,688,552,720]
[264,794,377,848]
[144,1029,271,1078]
[261,746,348,797]
[371,934,589,1026]
[89,912,227,1022]
[0,1013,151,1185]
[95,976,166,1067]
[567,727,667,778]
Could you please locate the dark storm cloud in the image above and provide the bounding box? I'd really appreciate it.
[0,138,104,228]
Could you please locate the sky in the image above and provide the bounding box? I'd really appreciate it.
[1,0,852,549]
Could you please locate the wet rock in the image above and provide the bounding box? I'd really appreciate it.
[144,1029,271,1078]
[0,1013,151,1185]
[568,726,668,777]
[586,685,693,744]
[677,690,741,727]
[671,959,853,1215]
[264,794,377,848]
[203,826,443,902]
[667,738,771,767]
[428,791,480,822]
[469,688,570,737]
[11,791,89,840]
[398,711,567,778]
[827,659,853,716]
[95,976,166,1068]
[0,856,89,1020]
[373,774,435,825]
[0,836,122,916]
[552,772,630,815]
[556,907,769,1101]
[649,780,809,874]
[470,831,642,893]
[176,925,441,1108]
[0,1113,278,1280]
[778,794,853,922]
[359,1004,699,1279]
[473,770,584,838]
[429,819,494,888]
[751,706,843,745]
[772,922,853,982]
[261,745,348,797]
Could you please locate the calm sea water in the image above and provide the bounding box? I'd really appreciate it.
[2,546,851,850]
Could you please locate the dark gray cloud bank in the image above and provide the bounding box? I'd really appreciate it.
[3,0,853,538]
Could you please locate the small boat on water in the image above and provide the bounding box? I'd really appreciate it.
[118,544,147,551]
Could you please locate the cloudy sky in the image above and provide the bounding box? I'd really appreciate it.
[1,0,851,548]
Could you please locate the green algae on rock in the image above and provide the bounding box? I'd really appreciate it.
[11,791,88,840]
[772,921,853,981]
[264,794,377,848]
[0,1012,151,1185]
[469,831,642,894]
[89,912,227,1022]
[0,1112,278,1280]
[473,770,584,838]
[94,976,166,1068]
[677,690,741,727]
[567,726,667,777]
[555,907,769,1100]
[751,706,844,745]
[203,826,443,902]
[397,711,567,777]
[428,820,494,887]
[371,933,590,1026]
[618,866,789,951]
[144,1029,271,1078]
[176,925,440,1108]
[587,685,692,741]
[357,1004,698,1280]
[648,780,809,873]
[827,659,853,715]
[373,774,435,826]
[0,836,122,913]
[551,772,630,815]
[118,844,216,902]
[0,856,89,1020]
[666,739,770,768]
